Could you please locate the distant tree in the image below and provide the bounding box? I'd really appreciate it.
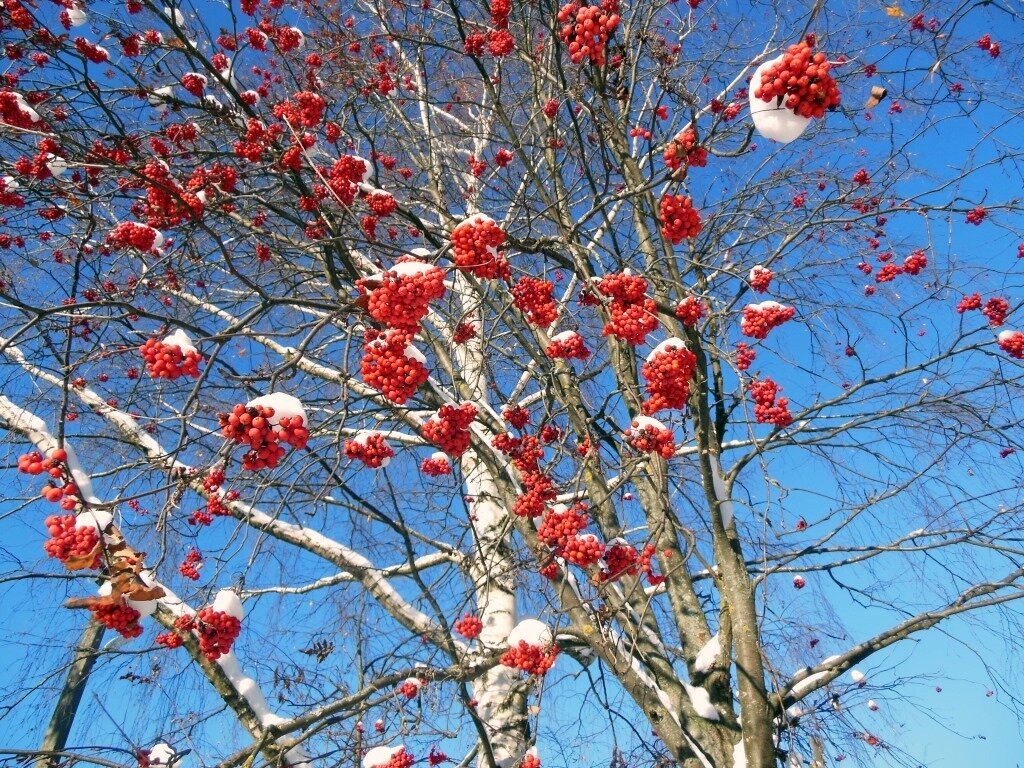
[1,1,1023,767]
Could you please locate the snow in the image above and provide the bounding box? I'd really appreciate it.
[203,95,223,110]
[45,154,68,177]
[409,247,432,258]
[629,415,666,433]
[507,618,552,647]
[162,328,195,354]
[749,57,811,143]
[389,259,435,278]
[67,5,87,26]
[645,337,687,362]
[459,212,495,228]
[246,393,307,426]
[850,669,866,683]
[746,300,784,311]
[213,589,244,620]
[549,330,581,343]
[148,743,176,765]
[694,633,721,673]
[867,699,879,710]
[75,509,112,533]
[2,176,20,191]
[149,86,174,110]
[787,750,803,768]
[288,27,305,48]
[11,93,40,122]
[998,329,1019,342]
[708,453,735,529]
[163,5,185,25]
[183,72,207,87]
[364,746,403,768]
[684,683,720,721]
[429,451,449,462]
[732,740,746,768]
[403,343,426,365]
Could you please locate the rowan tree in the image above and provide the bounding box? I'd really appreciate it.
[1,0,1023,767]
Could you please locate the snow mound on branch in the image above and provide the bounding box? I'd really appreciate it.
[749,56,811,143]
[11,93,41,122]
[246,393,307,426]
[850,669,866,683]
[148,743,176,765]
[628,415,667,433]
[162,328,195,354]
[213,589,244,620]
[694,633,721,673]
[75,509,112,533]
[732,740,746,768]
[998,330,1019,343]
[507,618,552,647]
[684,683,720,721]
[364,746,404,768]
[67,5,87,26]
[646,337,687,362]
[389,259,435,278]
[403,343,426,364]
[163,5,185,25]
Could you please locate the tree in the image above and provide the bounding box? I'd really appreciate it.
[1,0,1023,766]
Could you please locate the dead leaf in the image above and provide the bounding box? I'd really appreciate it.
[865,86,888,109]
[125,584,166,602]
[885,5,904,17]
[62,541,102,570]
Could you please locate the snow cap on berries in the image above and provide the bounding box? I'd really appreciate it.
[245,392,307,427]
[213,588,244,620]
[507,618,553,647]
[749,56,811,143]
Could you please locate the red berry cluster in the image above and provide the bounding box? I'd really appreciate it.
[38,471,82,509]
[875,264,901,283]
[326,155,371,206]
[537,503,589,548]
[977,35,1001,58]
[397,679,422,699]
[217,404,309,471]
[453,322,477,344]
[188,495,231,526]
[179,548,203,580]
[625,418,675,459]
[735,342,756,371]
[512,277,559,327]
[749,377,793,428]
[601,540,640,581]
[503,406,531,429]
[675,296,705,327]
[982,297,1010,327]
[420,453,453,476]
[641,342,697,415]
[422,403,478,457]
[560,533,605,567]
[520,753,541,768]
[92,600,143,638]
[361,330,430,404]
[43,514,102,568]
[966,206,987,225]
[557,0,620,66]
[108,221,163,251]
[155,632,184,649]
[453,612,483,639]
[364,260,446,333]
[546,331,590,359]
[957,293,982,313]
[741,302,795,339]
[491,0,511,27]
[659,195,702,244]
[998,331,1024,359]
[344,433,394,468]
[755,38,841,119]
[538,560,561,580]
[903,250,928,275]
[500,640,559,675]
[18,447,67,477]
[492,434,555,517]
[139,337,203,380]
[663,127,708,171]
[597,273,659,345]
[380,749,416,768]
[748,265,773,293]
[181,72,207,96]
[451,215,509,279]
[179,608,242,661]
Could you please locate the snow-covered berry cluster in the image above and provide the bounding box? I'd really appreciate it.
[749,377,793,428]
[326,154,371,206]
[92,600,143,638]
[902,250,927,275]
[420,452,453,476]
[500,640,559,675]
[997,330,1024,359]
[512,276,559,327]
[344,432,395,469]
[674,296,705,327]
[361,329,430,404]
[741,301,795,339]
[397,678,423,699]
[748,265,773,293]
[451,214,509,279]
[537,503,589,548]
[43,514,102,568]
[754,37,841,119]
[641,339,697,415]
[217,395,309,471]
[556,0,620,66]
[546,330,590,360]
[140,330,203,380]
[659,195,702,244]
[108,221,164,251]
[625,416,675,458]
[179,548,203,580]
[663,127,707,171]
[363,259,446,332]
[421,403,477,457]
[453,612,483,639]
[597,272,659,345]
[519,751,541,768]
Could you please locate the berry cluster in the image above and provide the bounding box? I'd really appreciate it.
[663,127,708,171]
[674,296,705,327]
[420,452,453,476]
[957,293,982,314]
[735,342,756,371]
[344,433,394,469]
[966,206,987,225]
[139,335,203,380]
[560,533,605,567]
[363,260,446,332]
[754,38,841,119]
[741,301,795,339]
[503,406,531,430]
[326,155,371,206]
[397,678,423,699]
[453,612,483,639]
[492,434,555,517]
[178,608,242,661]
[18,447,67,477]
[659,195,702,244]
[108,221,164,251]
[998,330,1024,359]
[982,297,1010,327]
[977,34,1001,58]
[625,417,675,459]
[520,753,541,768]
[748,265,773,293]
[451,214,509,279]
[361,330,430,404]
[556,0,620,66]
[546,331,591,360]
[597,273,659,345]
[749,377,793,428]
[512,277,559,327]
[378,749,416,768]
[217,403,309,471]
[155,632,184,649]
[92,600,143,638]
[421,403,478,457]
[179,548,203,580]
[43,514,102,568]
[641,340,697,415]
[500,640,559,675]
[188,495,232,526]
[601,540,640,581]
[537,503,589,548]
[793,575,806,590]
[902,250,927,275]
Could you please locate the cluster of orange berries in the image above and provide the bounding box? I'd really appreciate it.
[420,453,453,476]
[597,273,659,345]
[108,221,163,251]
[174,608,242,661]
[641,342,697,415]
[217,404,309,471]
[674,296,705,327]
[546,331,590,359]
[92,601,143,638]
[453,612,484,639]
[659,195,702,244]
[556,0,620,66]
[451,215,509,279]
[361,329,430,404]
[755,37,841,119]
[749,377,793,428]
[625,418,675,458]
[500,640,559,675]
[139,337,203,380]
[998,331,1024,359]
[512,276,559,327]
[749,265,774,293]
[662,127,707,170]
[421,403,478,457]
[43,514,101,568]
[741,302,795,340]
[344,433,394,468]
[363,260,445,333]
[537,504,589,548]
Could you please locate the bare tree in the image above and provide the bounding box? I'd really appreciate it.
[1,0,1023,767]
